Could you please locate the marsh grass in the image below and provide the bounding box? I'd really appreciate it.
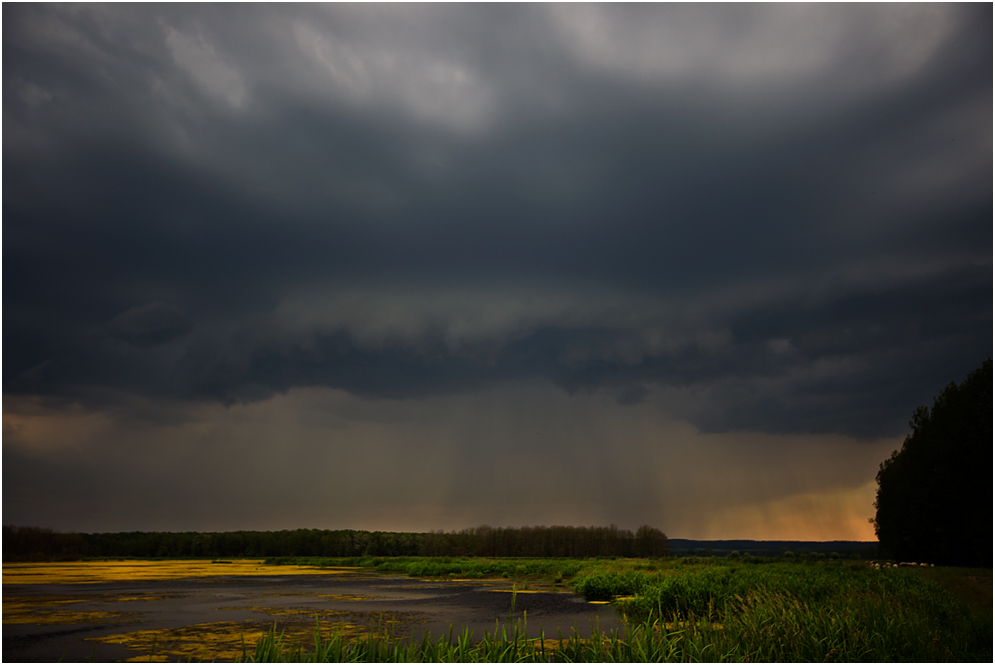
[267,556,586,581]
[242,594,990,662]
[243,559,991,662]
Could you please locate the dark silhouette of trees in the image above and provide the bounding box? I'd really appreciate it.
[635,525,669,557]
[3,523,669,562]
[872,359,992,566]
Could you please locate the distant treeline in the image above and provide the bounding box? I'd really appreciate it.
[669,539,880,559]
[2,524,669,562]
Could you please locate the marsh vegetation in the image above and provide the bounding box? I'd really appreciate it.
[4,556,989,662]
[248,556,990,662]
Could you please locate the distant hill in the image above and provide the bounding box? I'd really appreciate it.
[669,539,879,557]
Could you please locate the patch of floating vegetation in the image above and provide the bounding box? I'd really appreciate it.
[88,620,363,662]
[396,580,502,589]
[88,614,426,663]
[1,560,360,585]
[2,593,169,625]
[215,605,349,621]
[4,609,139,626]
[253,592,375,601]
[3,594,84,608]
[215,605,428,629]
[3,599,140,626]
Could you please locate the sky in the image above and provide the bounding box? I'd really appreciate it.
[3,4,991,541]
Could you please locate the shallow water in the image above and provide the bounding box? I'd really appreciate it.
[2,561,621,662]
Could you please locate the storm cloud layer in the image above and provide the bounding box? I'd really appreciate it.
[4,4,991,536]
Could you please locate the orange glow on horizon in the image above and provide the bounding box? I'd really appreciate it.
[695,480,879,541]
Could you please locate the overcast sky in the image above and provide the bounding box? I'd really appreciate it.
[4,4,991,540]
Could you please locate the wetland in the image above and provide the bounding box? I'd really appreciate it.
[3,556,991,662]
[2,559,620,662]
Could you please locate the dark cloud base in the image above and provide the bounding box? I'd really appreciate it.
[3,2,991,495]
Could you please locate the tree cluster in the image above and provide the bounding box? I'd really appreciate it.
[872,359,991,566]
[420,524,668,558]
[3,524,668,562]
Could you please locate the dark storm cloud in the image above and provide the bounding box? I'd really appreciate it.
[4,4,991,439]
[106,303,192,346]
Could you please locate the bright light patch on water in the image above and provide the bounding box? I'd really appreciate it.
[1,560,359,585]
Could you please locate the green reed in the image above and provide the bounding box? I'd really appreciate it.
[240,560,990,662]
[241,595,989,663]
[266,555,586,581]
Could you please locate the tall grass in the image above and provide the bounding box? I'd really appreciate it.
[593,562,927,619]
[267,556,584,580]
[241,617,689,663]
[242,596,990,663]
[241,560,991,662]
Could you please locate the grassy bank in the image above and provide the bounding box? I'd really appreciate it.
[247,557,991,662]
[265,555,587,581]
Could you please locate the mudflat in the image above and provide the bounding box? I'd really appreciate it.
[2,561,620,662]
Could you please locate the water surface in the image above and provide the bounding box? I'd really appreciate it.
[3,560,621,661]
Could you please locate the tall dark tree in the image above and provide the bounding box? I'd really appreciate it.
[634,525,669,557]
[872,359,992,566]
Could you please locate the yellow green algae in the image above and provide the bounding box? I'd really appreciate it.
[214,605,351,621]
[215,604,425,628]
[1,560,376,655]
[87,620,364,662]
[87,612,427,662]
[2,559,359,585]
[4,604,140,626]
[252,592,375,601]
[3,592,171,625]
[4,559,499,661]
